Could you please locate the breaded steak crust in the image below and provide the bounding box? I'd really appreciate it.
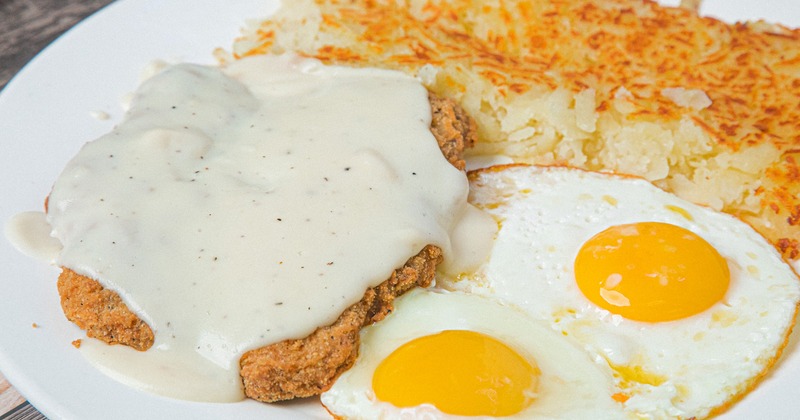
[240,244,442,402]
[429,94,476,171]
[58,268,154,351]
[55,94,474,401]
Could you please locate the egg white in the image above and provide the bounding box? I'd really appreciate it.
[320,288,626,419]
[441,164,800,419]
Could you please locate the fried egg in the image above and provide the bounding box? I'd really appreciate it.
[439,164,800,419]
[320,288,626,419]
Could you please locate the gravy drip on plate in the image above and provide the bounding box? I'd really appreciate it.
[39,54,471,401]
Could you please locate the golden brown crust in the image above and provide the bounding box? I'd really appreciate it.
[429,94,476,171]
[57,268,154,351]
[56,246,443,402]
[240,244,441,402]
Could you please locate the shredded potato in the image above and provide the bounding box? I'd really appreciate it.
[226,0,800,261]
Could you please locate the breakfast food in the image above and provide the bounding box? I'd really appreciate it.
[43,54,478,402]
[6,0,800,417]
[53,91,475,363]
[438,164,800,419]
[321,288,626,419]
[229,0,800,264]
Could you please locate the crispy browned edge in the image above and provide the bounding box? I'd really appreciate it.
[57,269,154,351]
[240,244,442,401]
[55,94,476,402]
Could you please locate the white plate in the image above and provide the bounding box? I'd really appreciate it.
[0,1,798,419]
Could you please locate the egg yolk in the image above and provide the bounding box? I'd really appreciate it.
[372,330,539,416]
[574,222,730,322]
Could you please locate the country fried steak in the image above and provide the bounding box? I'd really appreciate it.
[55,94,475,402]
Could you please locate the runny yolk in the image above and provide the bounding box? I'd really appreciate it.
[574,222,730,322]
[372,330,539,416]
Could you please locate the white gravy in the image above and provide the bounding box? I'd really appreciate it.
[30,54,487,401]
[5,211,62,264]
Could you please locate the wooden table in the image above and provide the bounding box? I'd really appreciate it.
[0,374,25,417]
[0,1,113,415]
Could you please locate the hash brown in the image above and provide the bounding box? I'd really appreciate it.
[230,0,800,261]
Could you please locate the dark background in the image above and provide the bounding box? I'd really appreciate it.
[0,0,114,90]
